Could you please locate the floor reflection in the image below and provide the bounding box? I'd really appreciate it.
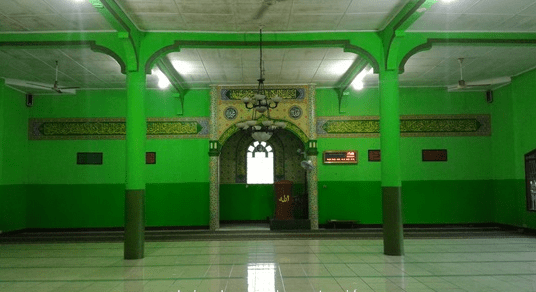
[1,236,535,292]
[247,263,276,292]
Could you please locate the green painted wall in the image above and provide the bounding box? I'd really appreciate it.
[491,70,536,229]
[318,180,494,224]
[146,183,209,226]
[0,185,27,232]
[315,87,493,225]
[220,184,274,221]
[26,184,125,228]
[0,85,28,232]
[3,74,536,230]
[220,183,305,221]
[22,89,211,229]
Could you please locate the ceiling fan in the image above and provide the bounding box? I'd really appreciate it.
[24,61,80,94]
[448,58,511,92]
[253,0,286,20]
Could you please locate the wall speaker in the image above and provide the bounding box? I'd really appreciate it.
[486,90,493,104]
[26,94,33,107]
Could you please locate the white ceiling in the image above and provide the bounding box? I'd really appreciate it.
[1,0,536,94]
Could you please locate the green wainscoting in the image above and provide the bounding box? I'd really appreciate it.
[146,183,209,227]
[318,181,496,225]
[219,183,307,221]
[402,180,494,224]
[318,181,382,224]
[0,185,27,232]
[25,183,210,229]
[2,180,533,231]
[26,184,125,228]
[493,179,528,227]
[220,184,275,221]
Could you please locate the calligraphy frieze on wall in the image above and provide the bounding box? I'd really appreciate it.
[29,118,209,140]
[216,85,310,143]
[317,115,491,138]
[221,88,305,100]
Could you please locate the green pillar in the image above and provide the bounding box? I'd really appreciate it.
[124,70,146,260]
[0,79,5,183]
[379,69,404,256]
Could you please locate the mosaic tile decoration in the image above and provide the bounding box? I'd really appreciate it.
[209,156,220,231]
[210,86,219,141]
[216,85,310,144]
[28,118,210,140]
[316,114,491,138]
[221,88,305,100]
[307,155,319,230]
[307,84,317,140]
[217,116,309,146]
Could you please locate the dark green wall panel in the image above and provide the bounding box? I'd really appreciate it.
[493,179,528,227]
[26,184,125,228]
[318,181,494,225]
[26,183,211,228]
[146,183,209,226]
[220,184,275,221]
[0,185,27,232]
[318,181,382,224]
[402,180,494,224]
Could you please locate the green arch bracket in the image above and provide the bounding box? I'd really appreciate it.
[145,39,380,75]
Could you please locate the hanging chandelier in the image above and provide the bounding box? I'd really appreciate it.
[235,27,286,142]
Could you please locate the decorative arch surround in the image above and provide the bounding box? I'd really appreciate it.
[216,84,313,144]
[208,84,317,230]
[218,117,309,147]
[219,129,306,184]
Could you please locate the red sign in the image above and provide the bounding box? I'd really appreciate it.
[323,151,358,164]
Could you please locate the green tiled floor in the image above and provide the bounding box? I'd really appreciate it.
[1,237,536,291]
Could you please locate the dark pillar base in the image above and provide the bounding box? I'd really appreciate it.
[124,189,145,259]
[382,186,404,256]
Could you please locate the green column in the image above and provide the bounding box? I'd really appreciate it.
[379,69,404,256]
[0,79,5,183]
[124,70,146,260]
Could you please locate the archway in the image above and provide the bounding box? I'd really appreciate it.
[219,129,307,227]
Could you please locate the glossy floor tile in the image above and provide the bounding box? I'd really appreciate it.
[1,236,536,291]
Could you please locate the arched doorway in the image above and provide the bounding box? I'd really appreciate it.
[219,129,307,227]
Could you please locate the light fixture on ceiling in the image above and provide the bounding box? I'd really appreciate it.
[351,67,373,91]
[236,27,286,142]
[154,69,170,89]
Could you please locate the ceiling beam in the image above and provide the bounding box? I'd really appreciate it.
[385,0,438,34]
[335,58,369,113]
[95,0,142,72]
[399,33,536,73]
[381,0,438,70]
[156,57,189,97]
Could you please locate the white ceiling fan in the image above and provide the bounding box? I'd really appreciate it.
[448,58,511,92]
[5,61,80,95]
[253,0,286,20]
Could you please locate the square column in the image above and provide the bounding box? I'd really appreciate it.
[379,69,404,256]
[124,70,147,259]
